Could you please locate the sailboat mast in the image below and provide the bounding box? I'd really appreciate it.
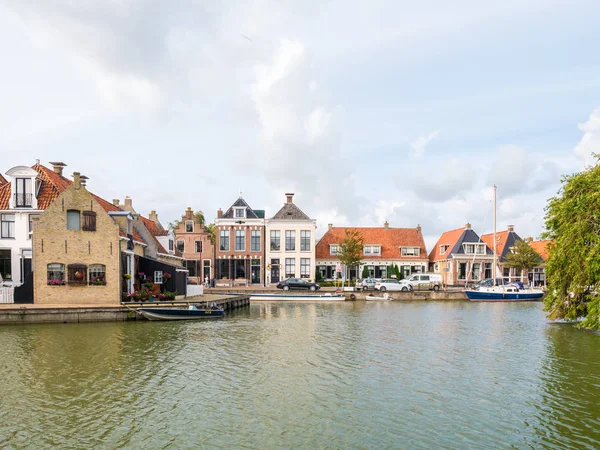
[493,185,497,282]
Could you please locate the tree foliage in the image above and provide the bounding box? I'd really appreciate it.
[543,161,600,330]
[337,230,364,270]
[362,266,370,278]
[504,239,541,273]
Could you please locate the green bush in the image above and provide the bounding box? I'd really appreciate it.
[316,271,323,282]
[361,266,369,278]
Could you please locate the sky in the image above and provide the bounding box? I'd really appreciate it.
[1,0,599,251]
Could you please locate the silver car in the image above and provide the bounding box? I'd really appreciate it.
[374,279,404,292]
[356,278,377,290]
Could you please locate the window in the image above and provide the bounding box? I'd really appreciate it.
[285,231,295,251]
[1,214,15,238]
[440,245,449,254]
[154,271,163,284]
[251,258,261,284]
[364,246,371,255]
[330,245,338,255]
[185,260,198,277]
[458,262,467,280]
[300,231,311,251]
[176,240,185,253]
[169,240,174,251]
[220,229,230,251]
[372,246,381,255]
[89,264,106,285]
[270,230,281,251]
[285,258,296,278]
[82,211,96,231]
[251,230,260,252]
[67,264,87,285]
[401,247,420,257]
[484,263,492,279]
[185,221,194,232]
[235,230,245,251]
[463,243,486,255]
[46,263,64,285]
[472,263,480,280]
[300,258,310,278]
[66,210,80,230]
[14,178,33,207]
[28,214,40,238]
[0,249,11,280]
[195,240,202,253]
[234,208,245,218]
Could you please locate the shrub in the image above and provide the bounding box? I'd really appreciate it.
[361,266,370,278]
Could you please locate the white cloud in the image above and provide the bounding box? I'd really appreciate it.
[573,106,600,167]
[410,130,440,158]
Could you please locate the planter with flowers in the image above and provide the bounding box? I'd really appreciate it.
[89,277,107,286]
[123,273,132,280]
[47,279,67,286]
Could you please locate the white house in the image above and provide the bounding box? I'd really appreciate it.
[265,193,316,284]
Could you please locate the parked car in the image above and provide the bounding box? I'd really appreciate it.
[398,273,443,291]
[277,278,320,291]
[374,279,404,292]
[356,278,377,290]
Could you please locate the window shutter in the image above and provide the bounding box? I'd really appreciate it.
[67,264,88,285]
[82,211,97,231]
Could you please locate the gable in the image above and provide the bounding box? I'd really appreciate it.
[271,203,311,220]
[222,197,260,219]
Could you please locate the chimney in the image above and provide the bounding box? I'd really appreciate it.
[112,199,120,207]
[80,175,89,188]
[416,224,422,233]
[185,207,194,220]
[123,196,135,213]
[217,208,223,219]
[72,172,81,189]
[508,224,515,232]
[384,221,389,229]
[149,210,159,223]
[465,222,471,230]
[285,193,294,204]
[50,162,67,177]
[328,223,333,231]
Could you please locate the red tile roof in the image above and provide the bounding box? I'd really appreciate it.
[316,227,427,260]
[530,240,552,262]
[480,230,509,258]
[140,215,169,236]
[0,173,6,185]
[428,227,466,262]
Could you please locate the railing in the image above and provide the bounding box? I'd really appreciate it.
[0,286,15,304]
[13,193,33,208]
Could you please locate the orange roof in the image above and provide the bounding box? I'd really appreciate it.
[530,239,552,261]
[0,173,6,185]
[316,227,427,260]
[140,215,169,237]
[428,227,466,262]
[480,230,509,258]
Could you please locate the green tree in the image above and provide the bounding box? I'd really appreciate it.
[394,264,403,280]
[362,266,370,278]
[195,211,206,227]
[167,221,180,232]
[503,239,541,277]
[543,161,600,329]
[337,230,364,287]
[204,223,216,245]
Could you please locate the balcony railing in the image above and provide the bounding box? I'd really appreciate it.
[13,193,33,208]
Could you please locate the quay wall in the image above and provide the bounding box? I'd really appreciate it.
[209,289,468,301]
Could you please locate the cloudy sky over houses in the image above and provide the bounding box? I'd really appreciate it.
[1,0,599,250]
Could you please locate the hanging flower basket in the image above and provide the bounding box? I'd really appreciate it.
[163,272,172,280]
[74,271,84,280]
[123,274,132,280]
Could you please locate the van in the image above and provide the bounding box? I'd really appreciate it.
[398,273,443,291]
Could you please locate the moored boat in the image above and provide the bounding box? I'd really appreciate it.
[366,293,393,301]
[249,293,345,301]
[465,285,544,302]
[137,304,225,320]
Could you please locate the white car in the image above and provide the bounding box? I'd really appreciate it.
[398,274,443,291]
[374,279,404,292]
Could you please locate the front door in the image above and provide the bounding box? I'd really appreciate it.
[271,259,280,284]
[22,258,32,284]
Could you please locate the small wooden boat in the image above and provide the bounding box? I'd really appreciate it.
[366,293,393,301]
[137,304,224,321]
[249,293,346,301]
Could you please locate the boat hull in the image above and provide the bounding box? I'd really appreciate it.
[366,296,393,301]
[466,290,544,302]
[138,308,224,320]
[249,294,346,301]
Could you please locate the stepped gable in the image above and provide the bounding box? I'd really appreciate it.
[316,226,426,260]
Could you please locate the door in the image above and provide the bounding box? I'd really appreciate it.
[271,259,280,284]
[251,266,260,284]
[22,258,32,284]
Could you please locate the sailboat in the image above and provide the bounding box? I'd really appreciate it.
[465,186,544,302]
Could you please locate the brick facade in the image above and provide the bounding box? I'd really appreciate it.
[173,207,215,282]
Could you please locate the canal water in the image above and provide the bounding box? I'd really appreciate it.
[1,301,599,449]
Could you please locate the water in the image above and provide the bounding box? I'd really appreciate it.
[1,301,599,449]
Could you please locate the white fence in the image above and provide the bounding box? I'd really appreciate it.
[187,284,204,297]
[0,286,15,304]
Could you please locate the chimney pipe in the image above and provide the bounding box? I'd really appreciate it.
[465,222,471,230]
[112,199,120,207]
[217,208,223,219]
[285,193,294,204]
[416,224,421,232]
[328,223,333,231]
[72,172,81,189]
[149,210,158,223]
[384,221,389,229]
[80,175,89,188]
[508,224,515,232]
[186,207,194,220]
[50,162,67,177]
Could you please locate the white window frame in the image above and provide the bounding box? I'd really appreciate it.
[220,229,230,251]
[285,230,296,252]
[234,208,245,219]
[235,230,245,252]
[1,214,15,238]
[401,247,420,257]
[372,246,381,255]
[285,258,296,278]
[154,271,163,284]
[251,230,261,252]
[364,246,371,255]
[300,230,311,252]
[176,240,185,253]
[195,240,202,253]
[330,245,338,256]
[440,245,449,255]
[185,220,194,233]
[300,258,310,278]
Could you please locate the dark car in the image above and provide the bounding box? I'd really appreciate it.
[277,278,320,292]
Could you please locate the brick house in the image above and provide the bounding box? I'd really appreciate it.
[316,223,428,280]
[32,172,147,305]
[214,197,265,286]
[172,207,215,283]
[429,223,495,286]
[265,193,316,284]
[529,239,552,287]
[480,225,529,283]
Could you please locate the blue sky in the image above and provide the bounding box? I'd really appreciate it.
[1,0,599,250]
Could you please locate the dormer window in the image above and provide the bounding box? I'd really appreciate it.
[364,246,372,255]
[440,245,450,255]
[14,178,33,208]
[463,243,486,255]
[185,220,194,232]
[372,246,381,255]
[330,245,338,256]
[234,208,245,218]
[401,247,420,257]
